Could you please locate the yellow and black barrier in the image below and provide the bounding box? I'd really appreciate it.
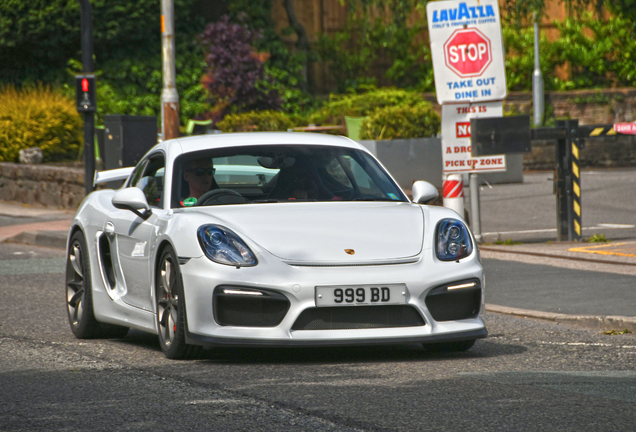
[473,117,619,242]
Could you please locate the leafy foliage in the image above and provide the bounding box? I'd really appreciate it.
[0,85,82,162]
[1,0,209,127]
[225,1,314,114]
[216,110,295,132]
[553,13,636,89]
[359,103,440,139]
[503,26,562,91]
[199,16,280,121]
[316,1,433,93]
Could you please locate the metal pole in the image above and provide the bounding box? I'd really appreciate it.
[79,0,95,195]
[161,0,180,141]
[532,12,544,127]
[469,173,482,243]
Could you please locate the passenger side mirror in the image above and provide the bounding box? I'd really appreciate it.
[411,181,439,204]
[112,187,152,219]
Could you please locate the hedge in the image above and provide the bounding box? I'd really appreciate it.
[310,88,427,126]
[0,85,82,162]
[359,103,441,140]
[216,110,296,132]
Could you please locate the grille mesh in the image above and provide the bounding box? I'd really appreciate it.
[291,305,425,330]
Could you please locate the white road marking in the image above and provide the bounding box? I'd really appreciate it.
[483,224,635,236]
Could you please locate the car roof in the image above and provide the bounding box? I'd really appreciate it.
[166,132,365,155]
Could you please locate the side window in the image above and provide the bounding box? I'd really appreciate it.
[128,160,147,188]
[134,155,165,208]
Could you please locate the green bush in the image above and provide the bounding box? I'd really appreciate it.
[0,85,82,162]
[359,103,440,140]
[310,87,427,126]
[216,110,295,132]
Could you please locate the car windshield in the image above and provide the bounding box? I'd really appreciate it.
[172,144,408,207]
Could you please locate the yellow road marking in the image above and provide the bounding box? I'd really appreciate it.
[569,242,636,258]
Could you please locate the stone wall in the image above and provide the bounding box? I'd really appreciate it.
[0,163,85,209]
[504,88,636,125]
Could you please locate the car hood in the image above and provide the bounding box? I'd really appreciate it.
[196,202,424,264]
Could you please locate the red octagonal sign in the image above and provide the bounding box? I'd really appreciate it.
[443,28,492,78]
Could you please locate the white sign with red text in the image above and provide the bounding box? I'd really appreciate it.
[442,101,506,173]
[614,122,636,135]
[426,0,507,104]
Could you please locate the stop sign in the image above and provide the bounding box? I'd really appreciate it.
[443,28,492,78]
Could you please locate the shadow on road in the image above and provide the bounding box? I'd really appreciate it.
[115,329,527,364]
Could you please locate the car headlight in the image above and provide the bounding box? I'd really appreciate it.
[197,225,257,267]
[436,218,473,261]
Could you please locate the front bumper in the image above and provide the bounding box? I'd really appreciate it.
[180,247,486,348]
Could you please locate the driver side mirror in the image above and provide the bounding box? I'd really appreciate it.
[411,181,439,204]
[112,187,152,219]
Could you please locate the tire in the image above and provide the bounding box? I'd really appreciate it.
[423,339,476,353]
[66,231,129,339]
[155,246,201,359]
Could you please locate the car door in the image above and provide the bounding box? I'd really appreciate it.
[108,153,165,311]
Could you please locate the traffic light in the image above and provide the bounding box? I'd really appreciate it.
[75,74,97,112]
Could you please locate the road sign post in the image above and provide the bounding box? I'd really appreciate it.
[427,0,508,240]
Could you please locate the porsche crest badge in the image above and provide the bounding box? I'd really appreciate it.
[345,249,355,255]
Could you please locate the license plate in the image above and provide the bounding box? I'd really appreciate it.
[315,284,406,307]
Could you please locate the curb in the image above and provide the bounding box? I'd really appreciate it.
[486,304,636,333]
[4,230,68,250]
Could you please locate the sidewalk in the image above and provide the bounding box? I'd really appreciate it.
[1,200,635,332]
[0,201,74,249]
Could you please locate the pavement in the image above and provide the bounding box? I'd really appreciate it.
[1,199,635,333]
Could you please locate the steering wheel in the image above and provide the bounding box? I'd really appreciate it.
[195,188,245,206]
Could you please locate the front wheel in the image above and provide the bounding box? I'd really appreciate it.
[155,246,201,359]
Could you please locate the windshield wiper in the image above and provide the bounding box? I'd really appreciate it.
[251,199,280,203]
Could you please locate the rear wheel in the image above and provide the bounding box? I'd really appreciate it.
[156,246,201,359]
[66,231,128,339]
[423,339,476,353]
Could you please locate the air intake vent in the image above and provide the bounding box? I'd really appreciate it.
[425,279,481,322]
[292,305,425,330]
[214,286,290,327]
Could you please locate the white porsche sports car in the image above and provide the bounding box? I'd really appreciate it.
[66,132,486,359]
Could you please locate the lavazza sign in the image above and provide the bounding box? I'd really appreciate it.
[427,0,507,174]
[427,0,506,104]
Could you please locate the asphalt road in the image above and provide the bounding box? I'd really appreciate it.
[1,242,636,431]
[477,168,636,242]
[483,258,636,316]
